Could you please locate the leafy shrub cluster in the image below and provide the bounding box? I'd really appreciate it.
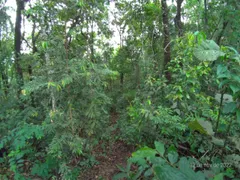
[115,34,240,179]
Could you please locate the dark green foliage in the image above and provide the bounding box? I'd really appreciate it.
[114,141,206,180]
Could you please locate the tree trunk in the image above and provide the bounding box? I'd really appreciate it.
[174,0,184,37]
[161,0,171,82]
[14,0,24,100]
[216,21,228,45]
[30,20,38,80]
[204,0,208,31]
[90,9,95,63]
[120,72,124,90]
[1,72,9,96]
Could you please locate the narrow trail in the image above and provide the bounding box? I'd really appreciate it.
[80,112,135,180]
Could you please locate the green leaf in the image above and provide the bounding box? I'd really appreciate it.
[167,151,179,165]
[179,157,205,180]
[194,49,225,61]
[217,64,228,76]
[41,41,48,49]
[116,165,126,172]
[223,102,237,114]
[144,168,153,177]
[201,40,220,50]
[167,145,177,153]
[193,40,225,61]
[132,167,145,180]
[154,141,165,156]
[212,137,225,147]
[217,64,231,79]
[113,172,128,180]
[219,79,230,88]
[213,173,224,180]
[188,120,214,136]
[129,157,146,167]
[231,74,240,82]
[132,146,157,158]
[194,31,200,36]
[154,165,187,180]
[0,158,4,163]
[230,84,240,94]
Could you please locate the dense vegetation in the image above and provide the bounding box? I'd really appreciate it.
[0,0,240,179]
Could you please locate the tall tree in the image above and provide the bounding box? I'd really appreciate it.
[174,0,184,37]
[14,0,24,99]
[161,0,171,81]
[204,0,208,30]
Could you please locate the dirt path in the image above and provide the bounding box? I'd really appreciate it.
[79,112,135,180]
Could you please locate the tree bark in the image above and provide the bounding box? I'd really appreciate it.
[14,0,24,100]
[120,72,124,90]
[90,9,95,63]
[216,21,228,45]
[1,72,9,96]
[161,0,171,82]
[204,0,208,30]
[174,0,184,37]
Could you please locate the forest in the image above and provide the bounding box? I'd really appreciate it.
[0,0,240,179]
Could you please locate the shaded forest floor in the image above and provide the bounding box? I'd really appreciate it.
[80,112,135,180]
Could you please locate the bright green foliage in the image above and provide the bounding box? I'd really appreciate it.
[114,141,206,180]
[194,40,225,61]
[0,124,44,178]
[118,97,186,145]
[116,34,240,179]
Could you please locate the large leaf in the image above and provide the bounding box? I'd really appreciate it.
[229,84,240,94]
[144,168,153,177]
[188,120,214,136]
[113,172,128,180]
[217,64,228,76]
[231,74,240,82]
[194,40,225,61]
[215,93,233,104]
[213,173,224,180]
[212,137,224,147]
[217,64,230,79]
[132,146,157,158]
[179,157,205,180]
[194,50,225,61]
[154,141,165,156]
[167,151,179,165]
[201,40,220,50]
[154,165,187,180]
[223,102,237,114]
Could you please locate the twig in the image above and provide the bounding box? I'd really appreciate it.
[164,40,173,52]
[22,37,32,49]
[199,150,209,161]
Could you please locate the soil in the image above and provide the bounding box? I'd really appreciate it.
[79,112,135,180]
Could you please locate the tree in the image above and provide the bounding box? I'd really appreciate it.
[161,0,171,81]
[14,0,24,100]
[174,0,184,37]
